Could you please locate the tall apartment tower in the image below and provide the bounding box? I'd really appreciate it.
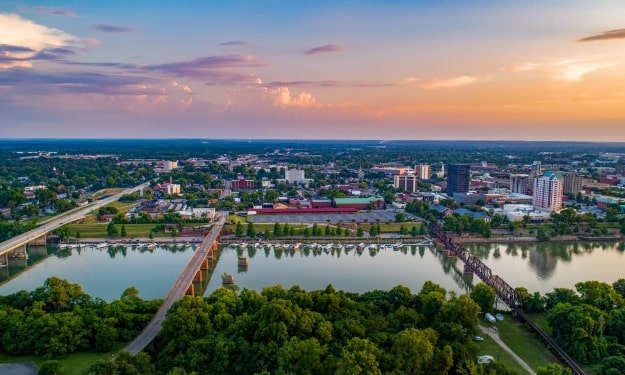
[415,164,431,179]
[532,171,563,211]
[446,164,470,196]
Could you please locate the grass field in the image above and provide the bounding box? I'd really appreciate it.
[474,335,528,374]
[489,314,560,371]
[0,346,121,375]
[66,223,163,238]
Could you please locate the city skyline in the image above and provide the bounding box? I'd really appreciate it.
[1,1,625,140]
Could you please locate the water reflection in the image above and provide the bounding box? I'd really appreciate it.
[0,243,197,300]
[465,241,625,293]
[204,245,470,296]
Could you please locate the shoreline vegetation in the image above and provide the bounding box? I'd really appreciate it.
[5,277,624,374]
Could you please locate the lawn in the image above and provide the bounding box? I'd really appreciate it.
[489,314,560,371]
[474,335,528,374]
[0,347,120,375]
[66,223,163,238]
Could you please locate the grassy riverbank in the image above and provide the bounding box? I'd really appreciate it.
[0,346,121,375]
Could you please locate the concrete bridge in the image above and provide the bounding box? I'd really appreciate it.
[0,182,149,267]
[125,211,227,355]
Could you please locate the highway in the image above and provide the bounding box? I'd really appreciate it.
[125,211,227,355]
[0,182,150,257]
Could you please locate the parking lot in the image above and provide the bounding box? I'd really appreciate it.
[248,210,418,224]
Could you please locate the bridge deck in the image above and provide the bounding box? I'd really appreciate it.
[124,212,226,355]
[0,183,149,257]
[429,222,585,375]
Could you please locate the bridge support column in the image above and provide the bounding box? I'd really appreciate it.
[0,254,7,267]
[200,258,209,270]
[185,284,195,296]
[194,270,203,282]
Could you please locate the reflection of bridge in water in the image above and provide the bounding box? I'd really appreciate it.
[0,245,51,285]
[429,221,585,375]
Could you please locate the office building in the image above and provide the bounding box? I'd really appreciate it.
[415,164,431,179]
[530,161,542,177]
[532,171,563,211]
[564,173,584,195]
[510,174,531,194]
[446,163,470,196]
[393,174,418,193]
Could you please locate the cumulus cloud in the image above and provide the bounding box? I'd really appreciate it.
[0,13,86,69]
[404,76,479,89]
[94,24,135,33]
[578,29,625,42]
[505,56,617,81]
[270,87,317,108]
[305,44,343,55]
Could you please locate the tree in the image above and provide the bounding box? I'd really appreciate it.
[120,224,127,237]
[106,222,118,237]
[470,283,496,313]
[148,231,154,240]
[391,328,436,373]
[277,337,328,375]
[274,222,283,237]
[395,212,406,222]
[235,222,243,238]
[357,227,364,237]
[246,222,256,238]
[336,338,381,375]
[613,279,625,299]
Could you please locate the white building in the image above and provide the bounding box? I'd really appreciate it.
[415,164,431,179]
[162,160,178,171]
[532,171,563,211]
[285,169,306,184]
[502,204,551,223]
[164,183,181,195]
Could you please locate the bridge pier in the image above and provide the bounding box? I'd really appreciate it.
[10,245,28,259]
[185,283,195,296]
[27,245,48,257]
[200,258,209,270]
[0,253,7,267]
[194,270,203,282]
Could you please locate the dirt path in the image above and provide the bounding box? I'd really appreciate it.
[479,325,536,375]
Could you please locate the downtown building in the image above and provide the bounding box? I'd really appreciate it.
[393,174,419,193]
[563,173,584,195]
[532,171,563,211]
[446,163,470,196]
[415,164,431,179]
[510,174,531,194]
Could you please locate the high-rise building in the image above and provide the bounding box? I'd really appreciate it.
[563,173,584,195]
[510,174,531,194]
[415,164,431,179]
[532,171,563,211]
[394,174,418,192]
[446,164,470,196]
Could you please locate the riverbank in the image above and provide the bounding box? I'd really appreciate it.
[454,234,622,244]
[73,237,204,244]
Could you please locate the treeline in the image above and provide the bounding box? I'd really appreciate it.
[0,278,159,358]
[90,283,518,375]
[516,279,625,373]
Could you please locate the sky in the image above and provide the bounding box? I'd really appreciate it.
[1,1,625,140]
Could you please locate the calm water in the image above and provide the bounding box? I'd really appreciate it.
[466,241,625,294]
[205,245,469,296]
[2,241,623,301]
[0,244,196,301]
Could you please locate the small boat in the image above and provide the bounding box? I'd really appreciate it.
[147,243,156,250]
[357,243,366,250]
[96,243,108,249]
[394,242,403,248]
[293,243,301,250]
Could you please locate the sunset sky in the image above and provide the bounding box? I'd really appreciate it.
[1,1,625,140]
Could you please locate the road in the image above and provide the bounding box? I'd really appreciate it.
[124,211,227,355]
[0,182,149,257]
[479,325,536,375]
